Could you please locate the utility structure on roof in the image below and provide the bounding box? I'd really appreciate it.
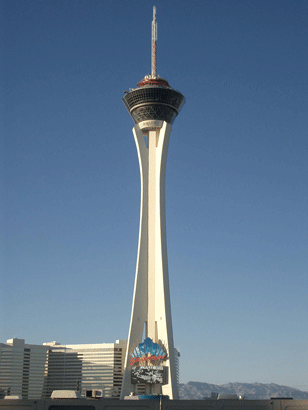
[120,6,185,400]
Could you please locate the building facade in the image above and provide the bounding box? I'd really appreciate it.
[43,340,126,398]
[0,338,126,399]
[0,339,50,399]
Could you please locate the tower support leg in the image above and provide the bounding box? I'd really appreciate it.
[120,121,178,400]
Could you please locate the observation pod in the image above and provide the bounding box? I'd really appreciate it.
[122,77,185,130]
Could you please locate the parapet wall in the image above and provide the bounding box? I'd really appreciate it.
[1,398,308,410]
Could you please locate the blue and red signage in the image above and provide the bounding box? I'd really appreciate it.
[130,337,167,366]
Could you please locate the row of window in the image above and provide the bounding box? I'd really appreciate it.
[123,88,184,110]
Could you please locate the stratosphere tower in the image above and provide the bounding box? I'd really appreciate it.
[120,6,185,400]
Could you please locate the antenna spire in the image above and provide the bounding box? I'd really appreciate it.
[151,6,157,78]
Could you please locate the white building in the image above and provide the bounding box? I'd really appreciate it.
[0,338,50,399]
[0,338,126,399]
[43,340,126,398]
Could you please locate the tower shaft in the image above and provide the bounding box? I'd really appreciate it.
[120,121,178,399]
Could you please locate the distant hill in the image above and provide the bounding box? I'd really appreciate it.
[179,382,308,400]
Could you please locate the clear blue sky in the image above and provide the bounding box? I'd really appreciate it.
[1,0,308,391]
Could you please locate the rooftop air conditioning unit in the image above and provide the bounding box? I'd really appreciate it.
[51,391,81,399]
[86,389,103,399]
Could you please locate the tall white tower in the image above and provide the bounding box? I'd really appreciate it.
[120,7,185,400]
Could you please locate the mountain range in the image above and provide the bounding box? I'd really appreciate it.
[179,382,308,400]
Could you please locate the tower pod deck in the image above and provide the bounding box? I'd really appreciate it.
[122,85,185,125]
